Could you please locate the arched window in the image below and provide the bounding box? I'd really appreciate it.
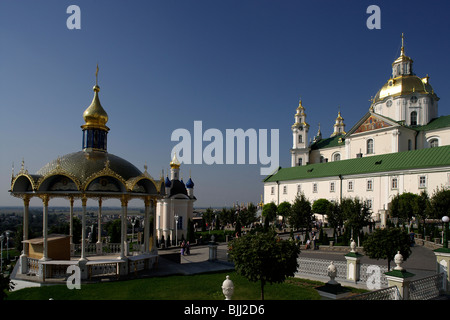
[298,134,303,143]
[410,111,417,126]
[333,153,341,161]
[367,139,374,154]
[429,139,439,148]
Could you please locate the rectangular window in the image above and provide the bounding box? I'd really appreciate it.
[313,183,318,193]
[391,177,398,190]
[348,181,354,191]
[297,184,301,194]
[271,186,275,195]
[419,176,427,188]
[330,182,335,192]
[367,179,373,191]
[283,186,287,194]
[366,199,373,209]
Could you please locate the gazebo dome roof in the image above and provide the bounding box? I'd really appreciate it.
[36,150,142,183]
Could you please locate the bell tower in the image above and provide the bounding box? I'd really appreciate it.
[290,99,310,167]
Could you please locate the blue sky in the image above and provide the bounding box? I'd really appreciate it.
[1,0,449,208]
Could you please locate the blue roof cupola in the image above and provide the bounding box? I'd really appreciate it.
[186,177,194,189]
[165,176,171,187]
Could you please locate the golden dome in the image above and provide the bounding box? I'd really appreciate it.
[373,75,436,103]
[82,85,109,131]
[170,152,181,169]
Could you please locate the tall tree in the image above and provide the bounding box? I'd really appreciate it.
[363,227,412,270]
[262,202,277,229]
[277,201,291,225]
[430,188,450,219]
[229,230,300,300]
[326,201,344,242]
[289,193,313,234]
[341,197,371,242]
[312,198,330,223]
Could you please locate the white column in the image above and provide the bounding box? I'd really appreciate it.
[41,195,49,261]
[69,197,74,256]
[96,198,103,255]
[80,195,87,261]
[152,200,157,252]
[144,197,150,253]
[120,195,128,259]
[20,196,30,274]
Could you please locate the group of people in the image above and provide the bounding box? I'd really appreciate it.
[180,240,190,255]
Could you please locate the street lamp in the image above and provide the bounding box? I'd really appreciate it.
[442,216,449,249]
[174,215,179,246]
[0,234,4,272]
[5,231,10,260]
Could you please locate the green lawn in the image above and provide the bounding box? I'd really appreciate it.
[6,271,344,300]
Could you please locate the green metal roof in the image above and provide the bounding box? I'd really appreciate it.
[412,115,450,132]
[310,135,345,150]
[264,145,450,182]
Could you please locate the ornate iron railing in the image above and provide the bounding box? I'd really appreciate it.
[360,263,389,288]
[409,273,445,300]
[345,286,401,300]
[296,258,347,280]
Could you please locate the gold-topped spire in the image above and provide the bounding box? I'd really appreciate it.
[82,65,109,131]
[170,151,180,169]
[400,32,405,56]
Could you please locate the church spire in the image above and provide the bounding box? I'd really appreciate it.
[392,33,413,77]
[331,108,346,137]
[81,65,109,152]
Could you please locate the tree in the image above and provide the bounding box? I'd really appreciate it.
[106,219,121,243]
[289,193,313,233]
[262,202,277,230]
[239,203,258,228]
[229,230,300,300]
[186,218,195,243]
[363,227,412,270]
[341,197,371,243]
[0,272,14,300]
[390,193,419,228]
[312,198,331,223]
[277,201,291,225]
[430,188,450,219]
[326,201,344,242]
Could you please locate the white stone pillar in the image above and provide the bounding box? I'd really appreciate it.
[20,196,30,274]
[80,195,87,262]
[344,239,362,283]
[41,195,49,261]
[96,198,103,255]
[384,251,415,300]
[120,195,128,259]
[144,197,150,253]
[69,197,74,256]
[152,200,158,253]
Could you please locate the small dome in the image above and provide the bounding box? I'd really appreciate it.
[170,152,180,169]
[82,85,109,131]
[186,177,194,188]
[165,176,172,187]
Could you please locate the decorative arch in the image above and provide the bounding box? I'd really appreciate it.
[129,176,158,194]
[37,174,80,192]
[85,175,127,192]
[11,174,36,192]
[83,162,128,192]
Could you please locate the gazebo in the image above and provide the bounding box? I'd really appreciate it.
[9,70,164,281]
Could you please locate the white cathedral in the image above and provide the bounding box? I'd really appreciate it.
[156,152,196,247]
[263,35,450,224]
